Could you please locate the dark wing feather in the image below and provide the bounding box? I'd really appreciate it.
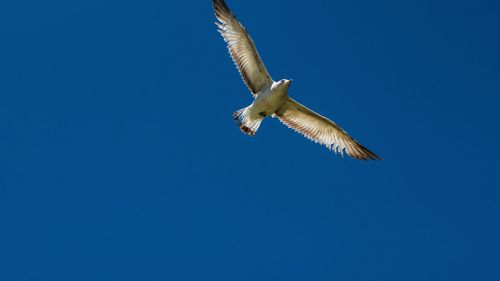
[213,0,273,95]
[276,98,382,160]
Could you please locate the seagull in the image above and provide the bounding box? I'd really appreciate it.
[213,0,381,160]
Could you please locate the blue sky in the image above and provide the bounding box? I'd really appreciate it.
[1,0,499,280]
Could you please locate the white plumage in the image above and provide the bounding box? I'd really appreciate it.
[213,0,381,160]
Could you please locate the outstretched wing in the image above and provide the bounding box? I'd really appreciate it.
[276,98,382,160]
[213,0,273,95]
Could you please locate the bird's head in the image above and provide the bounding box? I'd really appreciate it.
[273,79,293,91]
[281,79,293,86]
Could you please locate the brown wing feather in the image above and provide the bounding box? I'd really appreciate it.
[276,98,382,160]
[213,0,272,95]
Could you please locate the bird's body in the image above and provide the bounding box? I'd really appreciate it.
[249,80,290,118]
[213,0,382,160]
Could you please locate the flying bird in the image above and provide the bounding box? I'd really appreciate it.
[213,0,381,160]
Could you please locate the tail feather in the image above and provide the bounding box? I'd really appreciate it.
[233,106,263,136]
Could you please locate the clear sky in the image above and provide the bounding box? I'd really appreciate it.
[1,0,499,280]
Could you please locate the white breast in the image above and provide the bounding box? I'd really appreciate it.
[250,83,288,117]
